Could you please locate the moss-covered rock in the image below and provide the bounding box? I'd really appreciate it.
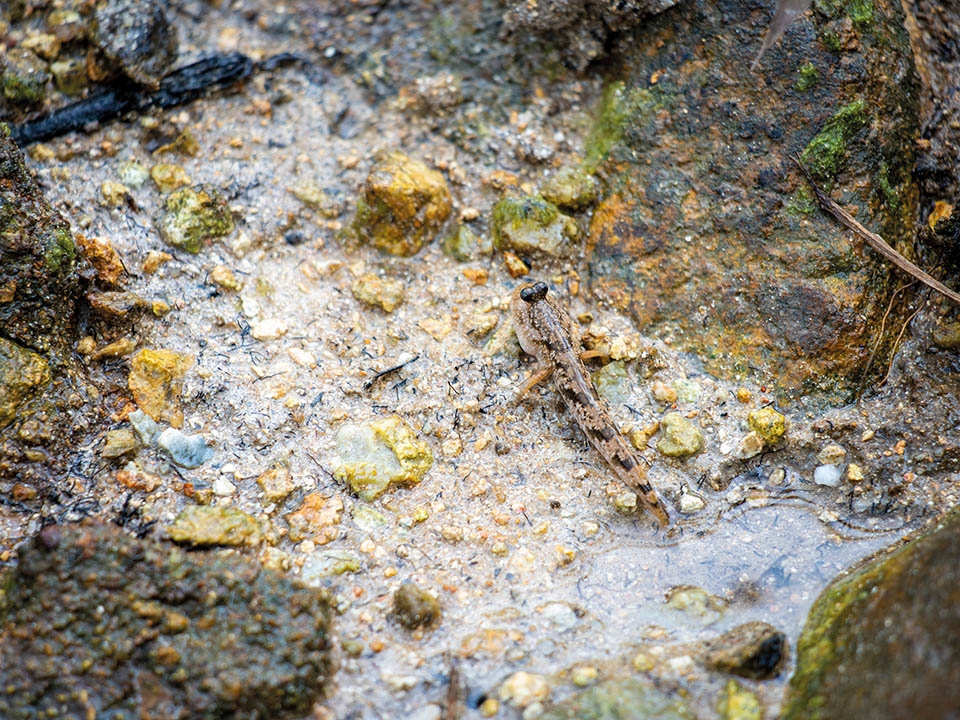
[783,507,960,720]
[0,521,332,719]
[157,184,234,253]
[491,194,578,256]
[352,151,452,256]
[0,338,51,429]
[333,415,433,501]
[747,407,786,444]
[442,223,492,261]
[1,48,50,106]
[541,677,695,720]
[392,581,442,629]
[585,0,920,405]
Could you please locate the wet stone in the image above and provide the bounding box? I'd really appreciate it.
[1,48,50,106]
[0,521,332,719]
[541,677,694,720]
[101,428,138,459]
[592,360,630,404]
[91,0,178,89]
[157,185,234,254]
[657,413,704,458]
[157,427,214,468]
[285,493,343,544]
[704,621,787,680]
[717,679,763,720]
[258,464,295,503]
[539,166,599,211]
[491,194,578,256]
[784,507,960,719]
[301,550,362,584]
[352,272,405,313]
[76,234,124,286]
[129,408,160,445]
[747,407,786,444]
[333,415,433,501]
[392,581,442,629]
[442,223,492,261]
[500,671,550,709]
[352,151,452,257]
[151,162,191,192]
[167,505,262,546]
[0,337,51,429]
[128,348,193,428]
[813,464,842,487]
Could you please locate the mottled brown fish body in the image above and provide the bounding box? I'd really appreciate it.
[512,282,670,525]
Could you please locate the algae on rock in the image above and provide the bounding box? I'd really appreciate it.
[584,0,921,404]
[352,151,452,256]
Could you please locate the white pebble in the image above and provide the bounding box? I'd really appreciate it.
[679,492,706,514]
[213,477,236,496]
[814,464,842,487]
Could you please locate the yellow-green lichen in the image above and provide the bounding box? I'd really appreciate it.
[585,82,661,169]
[158,185,234,254]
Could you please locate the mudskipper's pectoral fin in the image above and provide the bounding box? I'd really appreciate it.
[516,365,553,402]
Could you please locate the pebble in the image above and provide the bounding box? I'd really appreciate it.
[479,698,500,717]
[817,443,846,465]
[351,272,405,313]
[101,428,138,459]
[212,477,236,496]
[632,652,654,671]
[285,493,343,543]
[613,491,638,512]
[250,318,288,341]
[847,462,864,483]
[668,655,695,673]
[101,180,131,207]
[167,506,261,546]
[571,666,599,687]
[209,265,241,291]
[157,427,214,468]
[540,602,578,630]
[500,671,550,709]
[392,582,442,629]
[735,431,764,460]
[301,551,361,585]
[813,464,843,487]
[407,704,442,720]
[257,465,295,503]
[768,467,786,485]
[129,409,160,445]
[747,407,786,443]
[287,347,316,368]
[657,413,704,458]
[652,380,678,404]
[679,491,706,514]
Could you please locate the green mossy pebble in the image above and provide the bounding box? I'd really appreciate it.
[540,166,599,210]
[717,680,763,720]
[1,48,50,105]
[657,413,704,457]
[592,361,630,404]
[795,62,820,91]
[101,428,138,458]
[393,581,442,629]
[541,677,694,720]
[491,195,578,256]
[157,185,234,254]
[442,224,492,261]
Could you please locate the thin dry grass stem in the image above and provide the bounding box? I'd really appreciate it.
[863,280,917,379]
[880,301,926,388]
[794,156,960,304]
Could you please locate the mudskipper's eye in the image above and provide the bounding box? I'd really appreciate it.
[520,282,548,303]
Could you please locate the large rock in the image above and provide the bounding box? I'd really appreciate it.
[585,0,920,404]
[0,521,333,719]
[783,508,960,720]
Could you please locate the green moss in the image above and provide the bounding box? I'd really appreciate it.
[821,29,842,52]
[43,227,75,274]
[847,0,873,25]
[795,62,820,92]
[875,161,899,209]
[800,100,869,180]
[158,185,234,253]
[585,82,660,169]
[785,185,817,216]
